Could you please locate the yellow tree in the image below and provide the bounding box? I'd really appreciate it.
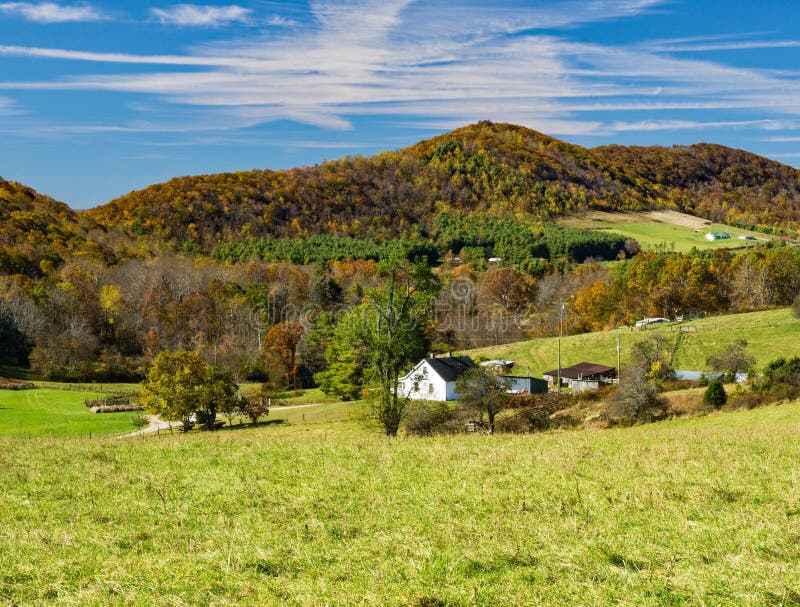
[263,322,304,389]
[140,350,208,428]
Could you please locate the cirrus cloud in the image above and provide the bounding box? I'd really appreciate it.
[149,4,251,27]
[0,1,103,22]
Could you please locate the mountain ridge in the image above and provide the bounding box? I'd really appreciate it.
[81,121,800,250]
[4,121,800,264]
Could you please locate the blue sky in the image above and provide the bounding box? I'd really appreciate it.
[1,0,800,209]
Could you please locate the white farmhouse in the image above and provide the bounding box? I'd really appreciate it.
[397,356,478,401]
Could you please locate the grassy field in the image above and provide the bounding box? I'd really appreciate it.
[0,387,143,438]
[559,210,771,253]
[469,307,800,377]
[267,399,361,426]
[0,380,357,439]
[1,401,799,605]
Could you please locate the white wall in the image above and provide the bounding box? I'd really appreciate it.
[398,361,450,401]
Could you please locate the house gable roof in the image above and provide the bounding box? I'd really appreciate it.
[424,356,478,382]
[543,361,615,380]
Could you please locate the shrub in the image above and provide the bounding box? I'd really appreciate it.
[404,400,455,436]
[727,391,764,410]
[495,408,551,433]
[241,397,269,425]
[703,379,727,408]
[757,356,800,401]
[603,364,667,425]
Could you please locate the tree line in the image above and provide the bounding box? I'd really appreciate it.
[1,228,798,392]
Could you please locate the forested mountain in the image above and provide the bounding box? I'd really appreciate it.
[0,178,114,277]
[592,143,800,233]
[85,121,800,251]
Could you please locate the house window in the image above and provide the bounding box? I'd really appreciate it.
[428,383,434,394]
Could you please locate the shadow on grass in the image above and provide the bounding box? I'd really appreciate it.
[215,419,286,432]
[0,365,38,381]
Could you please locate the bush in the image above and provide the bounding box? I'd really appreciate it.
[703,379,727,408]
[726,391,764,410]
[757,356,800,401]
[603,364,667,425]
[404,400,455,436]
[495,408,551,433]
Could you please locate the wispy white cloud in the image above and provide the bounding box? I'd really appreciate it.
[0,2,103,22]
[2,0,800,142]
[0,95,20,114]
[0,44,247,66]
[608,119,793,133]
[645,36,800,53]
[150,4,251,27]
[266,14,297,27]
[762,135,800,142]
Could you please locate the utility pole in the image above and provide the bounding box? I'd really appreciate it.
[557,300,565,394]
[616,329,621,386]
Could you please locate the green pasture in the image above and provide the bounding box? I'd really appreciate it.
[563,215,768,253]
[267,387,342,406]
[266,399,361,426]
[0,387,141,437]
[469,307,800,376]
[1,401,799,605]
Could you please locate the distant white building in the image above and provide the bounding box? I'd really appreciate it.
[480,359,515,370]
[635,317,670,328]
[705,232,731,241]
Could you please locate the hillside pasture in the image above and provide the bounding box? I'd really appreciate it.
[468,308,800,377]
[559,210,772,253]
[1,402,799,605]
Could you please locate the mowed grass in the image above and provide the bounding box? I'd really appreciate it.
[1,402,799,606]
[470,308,800,376]
[0,388,141,437]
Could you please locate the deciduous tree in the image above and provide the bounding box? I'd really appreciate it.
[263,321,304,388]
[141,350,208,427]
[705,339,755,381]
[455,367,510,434]
[141,350,240,430]
[320,250,438,435]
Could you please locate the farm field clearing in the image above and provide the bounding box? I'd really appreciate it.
[558,210,773,253]
[1,401,799,605]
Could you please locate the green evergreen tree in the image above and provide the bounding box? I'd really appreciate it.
[703,379,727,408]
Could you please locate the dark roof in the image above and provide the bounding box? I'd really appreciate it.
[425,356,478,382]
[543,361,616,380]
